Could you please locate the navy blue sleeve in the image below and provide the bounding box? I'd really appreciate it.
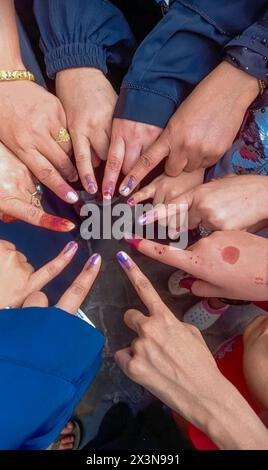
[33,0,136,78]
[114,1,230,128]
[224,11,268,83]
[114,0,268,128]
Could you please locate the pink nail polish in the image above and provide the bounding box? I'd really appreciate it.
[63,241,78,255]
[127,197,136,207]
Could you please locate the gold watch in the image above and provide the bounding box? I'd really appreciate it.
[0,70,35,82]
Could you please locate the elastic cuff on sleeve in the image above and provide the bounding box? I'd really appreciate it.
[44,42,108,78]
[114,87,178,128]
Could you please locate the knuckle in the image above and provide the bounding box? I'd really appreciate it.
[127,358,144,379]
[139,153,154,169]
[107,155,122,172]
[75,153,89,164]
[139,320,153,338]
[131,338,144,356]
[46,263,58,278]
[37,166,56,182]
[70,282,86,296]
[133,277,152,297]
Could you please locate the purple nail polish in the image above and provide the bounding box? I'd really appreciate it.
[120,175,136,196]
[127,197,136,207]
[87,253,101,269]
[85,175,97,194]
[63,241,78,255]
[138,211,155,226]
[103,181,114,200]
[116,251,132,270]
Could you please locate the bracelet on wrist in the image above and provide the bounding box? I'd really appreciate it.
[0,70,35,82]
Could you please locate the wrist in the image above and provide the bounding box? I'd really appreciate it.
[219,61,259,108]
[0,56,25,70]
[56,67,104,81]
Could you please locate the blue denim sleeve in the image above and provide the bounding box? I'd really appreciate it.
[224,11,268,83]
[33,0,136,78]
[114,1,229,128]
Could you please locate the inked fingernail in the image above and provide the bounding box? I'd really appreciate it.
[124,233,143,250]
[116,251,132,270]
[120,175,136,196]
[127,197,136,207]
[63,241,78,255]
[103,181,114,200]
[138,211,155,226]
[66,191,79,203]
[40,214,75,232]
[179,277,196,291]
[86,253,101,269]
[85,175,97,194]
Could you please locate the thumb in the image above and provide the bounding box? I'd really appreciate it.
[191,280,225,298]
[23,291,49,308]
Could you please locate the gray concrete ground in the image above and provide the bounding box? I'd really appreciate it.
[74,196,266,446]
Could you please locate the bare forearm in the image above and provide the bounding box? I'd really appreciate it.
[0,0,24,68]
[192,376,268,450]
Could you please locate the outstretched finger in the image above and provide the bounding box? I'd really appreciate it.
[29,241,78,292]
[56,253,101,314]
[116,251,165,314]
[119,132,170,197]
[1,198,75,232]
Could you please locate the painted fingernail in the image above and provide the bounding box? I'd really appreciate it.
[124,233,143,250]
[63,241,78,256]
[103,181,114,200]
[66,191,79,203]
[138,211,155,226]
[85,175,97,194]
[116,251,132,270]
[179,277,196,291]
[127,197,136,207]
[120,176,136,196]
[40,214,75,232]
[86,253,101,269]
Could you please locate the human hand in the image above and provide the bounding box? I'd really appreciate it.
[0,80,79,203]
[0,143,75,231]
[115,251,268,450]
[127,169,204,207]
[124,231,268,301]
[56,68,117,194]
[102,118,162,199]
[22,252,101,314]
[141,174,268,231]
[118,62,259,196]
[0,239,80,308]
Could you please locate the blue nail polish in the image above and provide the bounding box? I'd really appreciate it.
[116,251,132,270]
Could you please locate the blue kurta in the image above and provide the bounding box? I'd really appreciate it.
[0,307,104,450]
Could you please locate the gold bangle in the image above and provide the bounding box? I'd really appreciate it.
[0,70,35,82]
[258,79,266,96]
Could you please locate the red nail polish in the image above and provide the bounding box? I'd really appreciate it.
[179,277,196,291]
[124,233,143,250]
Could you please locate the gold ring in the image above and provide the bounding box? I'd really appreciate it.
[31,184,43,209]
[56,127,71,144]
